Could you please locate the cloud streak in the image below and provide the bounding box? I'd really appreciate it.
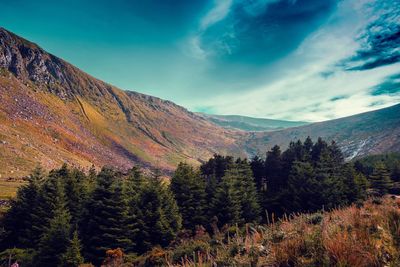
[190,0,400,122]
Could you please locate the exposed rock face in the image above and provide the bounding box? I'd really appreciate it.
[0,27,399,178]
[0,27,244,177]
[0,29,65,89]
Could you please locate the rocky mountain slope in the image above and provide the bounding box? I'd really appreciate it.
[0,27,245,177]
[0,27,399,178]
[198,113,309,131]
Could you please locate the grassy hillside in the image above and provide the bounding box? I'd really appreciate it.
[0,28,245,178]
[134,197,400,266]
[1,27,400,180]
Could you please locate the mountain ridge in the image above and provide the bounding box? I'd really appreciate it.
[0,27,399,177]
[243,103,400,159]
[0,27,245,177]
[198,113,309,131]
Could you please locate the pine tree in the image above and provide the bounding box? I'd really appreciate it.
[341,164,368,203]
[31,169,67,245]
[61,229,84,267]
[210,171,242,227]
[250,156,265,191]
[304,136,313,157]
[81,167,133,265]
[136,177,182,252]
[211,163,261,226]
[200,154,234,182]
[265,145,283,191]
[171,163,208,230]
[286,161,321,213]
[235,161,261,223]
[125,167,146,253]
[369,162,393,196]
[64,168,89,225]
[1,166,43,249]
[313,139,347,210]
[35,184,72,267]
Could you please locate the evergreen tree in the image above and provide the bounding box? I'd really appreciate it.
[236,162,261,223]
[369,162,393,196]
[304,136,313,157]
[341,164,368,203]
[210,171,242,227]
[1,166,43,249]
[286,161,322,213]
[171,163,208,230]
[250,156,265,191]
[329,141,344,165]
[313,139,347,210]
[31,169,67,245]
[64,168,89,225]
[265,145,283,191]
[136,177,182,252]
[35,184,72,267]
[61,229,84,267]
[125,167,146,253]
[211,163,261,226]
[81,167,133,265]
[200,154,234,182]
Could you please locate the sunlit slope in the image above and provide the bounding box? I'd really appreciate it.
[0,28,244,177]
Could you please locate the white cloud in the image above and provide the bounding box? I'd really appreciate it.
[200,0,233,30]
[187,0,400,122]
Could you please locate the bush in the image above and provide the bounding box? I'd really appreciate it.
[0,248,34,266]
[306,213,324,225]
[171,240,211,263]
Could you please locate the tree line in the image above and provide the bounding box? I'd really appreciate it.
[0,137,396,266]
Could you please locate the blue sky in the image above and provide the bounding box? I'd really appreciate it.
[1,0,399,121]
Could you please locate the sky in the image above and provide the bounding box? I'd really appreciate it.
[1,0,399,122]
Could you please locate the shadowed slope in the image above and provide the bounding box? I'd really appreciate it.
[244,103,400,159]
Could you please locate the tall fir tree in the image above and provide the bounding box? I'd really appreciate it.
[125,167,147,253]
[31,169,67,245]
[1,166,43,249]
[286,161,321,213]
[136,177,182,252]
[171,163,208,230]
[265,145,283,191]
[211,163,261,226]
[235,161,261,223]
[250,156,265,191]
[64,168,89,225]
[369,162,393,196]
[200,154,234,182]
[210,171,243,227]
[61,229,84,267]
[81,167,133,265]
[35,182,72,267]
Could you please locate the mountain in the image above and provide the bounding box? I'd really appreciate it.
[198,113,309,131]
[243,103,400,160]
[0,27,399,178]
[0,27,245,177]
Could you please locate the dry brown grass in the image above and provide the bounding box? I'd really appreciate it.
[141,197,400,267]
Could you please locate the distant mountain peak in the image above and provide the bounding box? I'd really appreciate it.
[199,113,309,132]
